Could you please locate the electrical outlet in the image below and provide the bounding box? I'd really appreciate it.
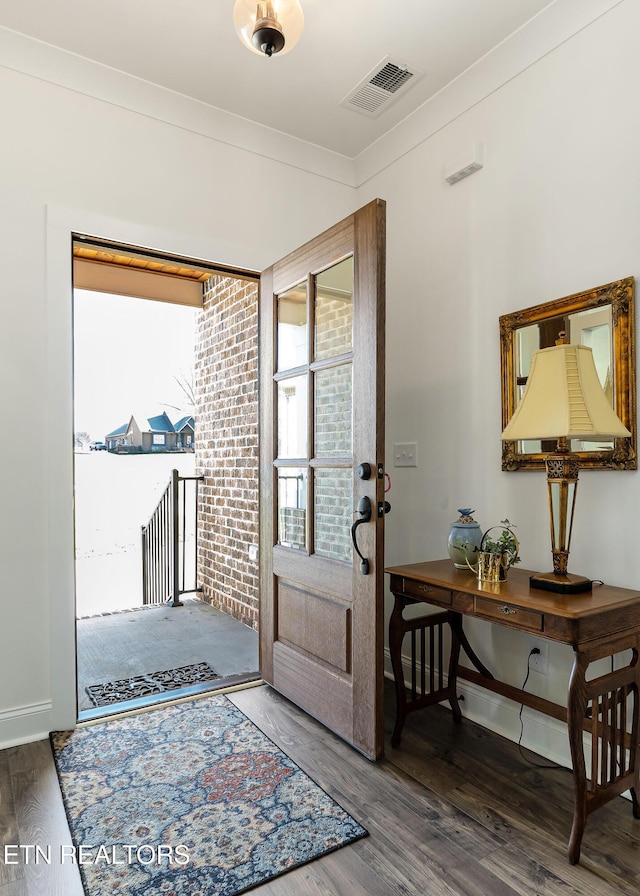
[528,639,548,674]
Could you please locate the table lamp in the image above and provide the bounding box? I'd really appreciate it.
[501,336,631,593]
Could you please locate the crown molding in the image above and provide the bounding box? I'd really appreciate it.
[354,0,626,187]
[0,26,356,188]
[0,0,626,191]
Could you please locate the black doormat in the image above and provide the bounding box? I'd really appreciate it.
[85,662,219,707]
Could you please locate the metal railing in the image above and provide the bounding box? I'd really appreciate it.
[141,469,204,606]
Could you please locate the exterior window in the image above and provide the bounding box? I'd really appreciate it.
[152,434,166,446]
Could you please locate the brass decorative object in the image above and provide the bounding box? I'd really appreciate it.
[466,523,520,583]
[500,277,636,471]
[476,551,509,584]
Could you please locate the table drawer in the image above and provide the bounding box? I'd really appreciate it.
[401,578,452,606]
[474,597,543,632]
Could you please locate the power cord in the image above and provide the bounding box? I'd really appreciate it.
[517,648,564,769]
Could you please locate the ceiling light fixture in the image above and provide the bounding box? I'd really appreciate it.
[233,0,304,57]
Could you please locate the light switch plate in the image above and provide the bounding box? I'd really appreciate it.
[394,442,418,467]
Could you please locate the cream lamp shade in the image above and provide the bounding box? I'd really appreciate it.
[501,342,630,594]
[501,344,631,442]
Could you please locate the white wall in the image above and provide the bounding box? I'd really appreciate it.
[0,61,355,747]
[1,0,638,765]
[361,0,640,763]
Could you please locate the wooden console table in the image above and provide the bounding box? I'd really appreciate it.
[386,559,640,864]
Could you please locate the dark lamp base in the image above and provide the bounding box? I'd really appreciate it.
[529,571,593,594]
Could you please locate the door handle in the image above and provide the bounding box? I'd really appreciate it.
[378,500,391,517]
[351,496,371,575]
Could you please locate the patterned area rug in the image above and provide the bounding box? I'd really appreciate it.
[51,693,368,896]
[85,662,220,706]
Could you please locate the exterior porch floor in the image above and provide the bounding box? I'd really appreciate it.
[76,597,260,720]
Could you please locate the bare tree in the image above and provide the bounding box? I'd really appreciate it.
[162,369,195,414]
[75,431,92,450]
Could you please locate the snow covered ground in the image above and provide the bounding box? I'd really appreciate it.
[74,451,196,617]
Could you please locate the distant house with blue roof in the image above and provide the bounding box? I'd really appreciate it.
[105,411,194,452]
[173,415,195,449]
[104,422,129,445]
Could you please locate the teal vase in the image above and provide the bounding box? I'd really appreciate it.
[447,508,482,569]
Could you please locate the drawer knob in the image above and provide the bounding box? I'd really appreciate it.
[418,584,432,593]
[499,604,517,616]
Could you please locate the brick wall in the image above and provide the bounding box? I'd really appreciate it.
[312,291,353,562]
[194,275,259,629]
[194,274,354,627]
[274,287,354,564]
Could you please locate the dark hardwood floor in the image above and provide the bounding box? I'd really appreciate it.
[1,680,638,895]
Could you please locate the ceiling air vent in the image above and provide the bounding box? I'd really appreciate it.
[341,55,423,118]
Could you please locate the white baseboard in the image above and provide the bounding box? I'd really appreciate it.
[0,701,53,750]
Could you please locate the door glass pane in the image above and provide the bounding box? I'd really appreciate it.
[278,375,308,459]
[278,468,307,550]
[315,365,352,457]
[315,258,353,361]
[277,283,307,371]
[315,469,352,562]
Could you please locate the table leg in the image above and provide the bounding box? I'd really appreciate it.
[388,594,463,747]
[447,612,463,724]
[567,649,589,865]
[567,635,640,864]
[389,593,409,748]
[458,621,495,680]
[631,786,640,819]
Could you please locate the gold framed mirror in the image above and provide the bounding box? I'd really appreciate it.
[500,276,636,471]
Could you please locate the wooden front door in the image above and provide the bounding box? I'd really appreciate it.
[259,199,386,760]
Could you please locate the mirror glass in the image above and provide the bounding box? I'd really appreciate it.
[500,277,636,471]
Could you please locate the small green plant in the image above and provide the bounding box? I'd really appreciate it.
[481,519,520,565]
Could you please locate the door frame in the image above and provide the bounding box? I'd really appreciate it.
[46,204,259,731]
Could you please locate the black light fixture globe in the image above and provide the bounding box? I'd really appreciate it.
[233,0,304,58]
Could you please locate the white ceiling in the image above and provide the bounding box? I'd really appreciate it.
[0,0,554,158]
